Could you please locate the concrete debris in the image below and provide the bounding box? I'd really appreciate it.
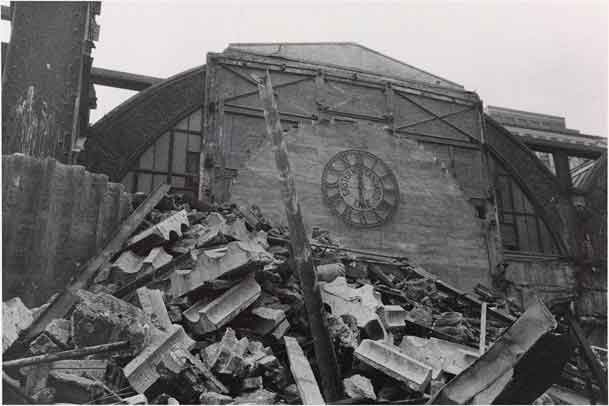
[169,241,272,297]
[429,297,557,404]
[123,324,195,393]
[249,306,287,335]
[123,394,148,404]
[233,388,277,404]
[183,275,261,335]
[71,289,157,354]
[398,335,478,379]
[4,191,582,404]
[317,263,346,282]
[3,297,34,352]
[284,336,325,404]
[127,209,190,248]
[136,287,173,331]
[378,304,408,330]
[48,371,105,404]
[343,374,376,400]
[44,318,72,348]
[199,391,233,404]
[320,276,386,339]
[354,339,432,392]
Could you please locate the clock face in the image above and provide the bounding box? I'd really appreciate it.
[321,150,400,227]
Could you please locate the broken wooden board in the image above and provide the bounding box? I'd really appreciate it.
[284,336,325,405]
[127,209,189,247]
[183,275,261,335]
[3,297,34,352]
[399,336,478,379]
[136,287,172,331]
[428,296,557,404]
[123,324,195,393]
[354,339,432,392]
[169,241,272,297]
[50,359,108,381]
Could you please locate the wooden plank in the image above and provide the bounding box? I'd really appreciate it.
[258,71,341,401]
[479,302,487,356]
[17,184,171,347]
[3,341,129,368]
[284,336,325,405]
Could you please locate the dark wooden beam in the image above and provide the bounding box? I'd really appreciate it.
[90,67,162,91]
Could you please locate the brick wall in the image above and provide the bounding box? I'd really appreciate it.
[230,120,490,291]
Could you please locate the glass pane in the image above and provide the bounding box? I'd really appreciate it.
[137,173,152,194]
[153,133,170,172]
[173,132,187,174]
[139,146,154,170]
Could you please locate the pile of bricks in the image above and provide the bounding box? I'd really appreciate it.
[1,191,598,404]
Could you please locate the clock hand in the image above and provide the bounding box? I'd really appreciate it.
[357,165,365,208]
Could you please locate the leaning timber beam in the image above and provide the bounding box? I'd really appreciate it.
[429,296,557,404]
[258,70,341,401]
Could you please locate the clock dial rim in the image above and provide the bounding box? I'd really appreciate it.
[321,149,400,228]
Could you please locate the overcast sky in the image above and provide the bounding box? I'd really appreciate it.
[2,0,608,136]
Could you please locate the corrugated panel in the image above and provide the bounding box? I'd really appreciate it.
[2,154,131,307]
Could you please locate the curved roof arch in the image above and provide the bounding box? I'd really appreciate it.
[81,65,205,180]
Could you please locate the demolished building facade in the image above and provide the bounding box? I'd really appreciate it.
[2,2,607,404]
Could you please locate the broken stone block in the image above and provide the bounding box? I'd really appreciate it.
[284,336,325,404]
[248,306,287,336]
[71,289,157,354]
[327,314,360,350]
[398,335,478,379]
[233,388,277,404]
[111,250,145,279]
[242,376,264,391]
[167,305,183,324]
[354,339,432,392]
[3,297,33,352]
[320,277,385,336]
[170,241,272,297]
[123,324,195,393]
[343,374,376,400]
[50,359,108,381]
[144,247,173,270]
[200,391,233,405]
[44,318,72,348]
[378,305,408,330]
[206,329,248,377]
[48,371,105,404]
[137,287,172,331]
[127,209,190,247]
[183,275,261,335]
[316,263,346,282]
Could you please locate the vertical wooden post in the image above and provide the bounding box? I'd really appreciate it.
[257,70,341,401]
[479,302,487,355]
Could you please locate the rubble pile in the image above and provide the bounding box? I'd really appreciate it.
[1,192,602,404]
